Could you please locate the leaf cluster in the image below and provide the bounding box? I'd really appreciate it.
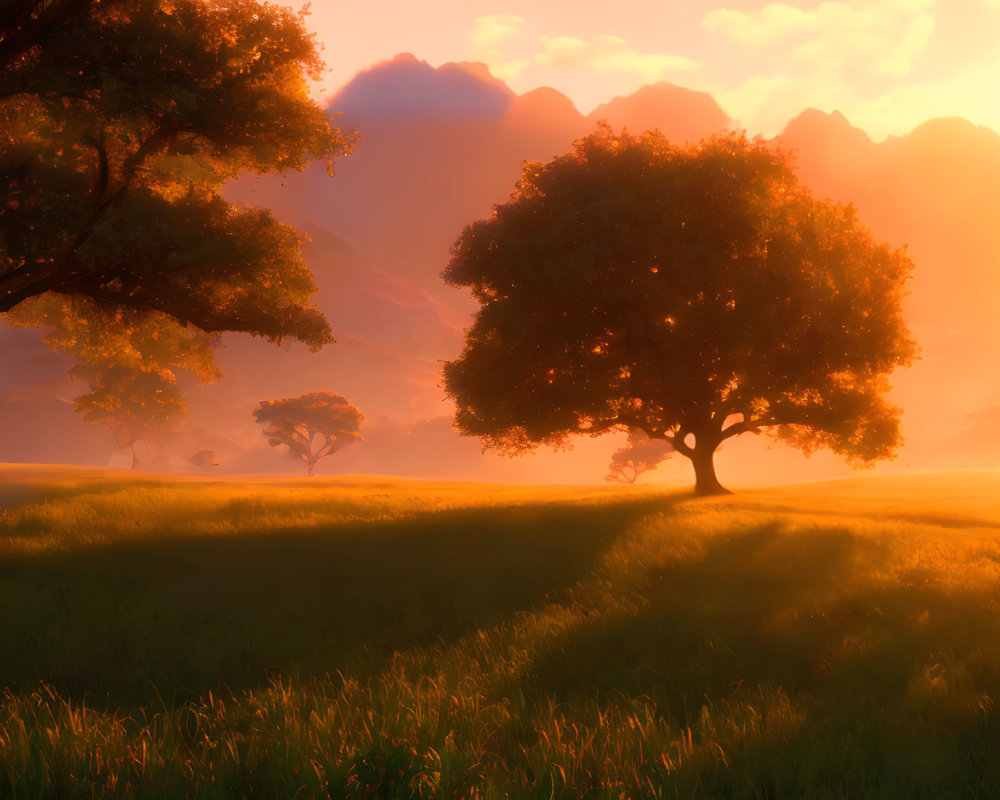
[1,0,352,347]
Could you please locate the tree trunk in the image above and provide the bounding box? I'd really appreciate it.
[691,444,730,495]
[306,460,315,477]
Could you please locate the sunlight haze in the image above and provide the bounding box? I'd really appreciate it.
[307,0,1000,140]
[5,3,1000,791]
[3,0,999,486]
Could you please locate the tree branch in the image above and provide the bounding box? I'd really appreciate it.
[1,125,185,311]
[666,429,693,458]
[0,266,61,311]
[88,135,109,204]
[55,125,177,278]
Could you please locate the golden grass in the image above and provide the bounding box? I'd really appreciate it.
[1,466,999,798]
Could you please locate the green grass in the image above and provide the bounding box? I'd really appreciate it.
[1,467,1000,798]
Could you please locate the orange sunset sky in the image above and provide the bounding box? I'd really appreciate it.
[306,0,1000,140]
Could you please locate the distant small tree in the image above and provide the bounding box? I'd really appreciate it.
[190,449,220,468]
[7,293,220,468]
[253,392,363,476]
[74,366,182,469]
[606,429,674,484]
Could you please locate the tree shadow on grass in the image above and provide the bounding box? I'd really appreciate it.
[508,520,1000,796]
[0,495,677,709]
[513,522,868,705]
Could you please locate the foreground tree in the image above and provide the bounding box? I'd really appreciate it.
[443,128,916,494]
[1,0,351,346]
[253,392,363,476]
[606,429,674,484]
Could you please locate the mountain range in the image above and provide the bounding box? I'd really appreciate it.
[2,53,998,483]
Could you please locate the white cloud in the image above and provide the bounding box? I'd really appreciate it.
[713,38,1000,141]
[849,56,1000,138]
[535,34,696,82]
[470,15,530,81]
[471,14,526,50]
[875,12,934,78]
[714,71,857,136]
[697,0,951,137]
[702,5,812,49]
[702,1,935,79]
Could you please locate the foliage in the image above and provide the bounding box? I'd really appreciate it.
[2,470,1000,796]
[7,293,220,466]
[0,1,94,68]
[253,391,363,475]
[0,0,352,347]
[606,428,674,484]
[443,127,916,493]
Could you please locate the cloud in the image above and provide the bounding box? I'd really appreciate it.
[471,14,526,50]
[535,35,696,82]
[849,56,1000,138]
[702,1,935,79]
[713,38,1000,141]
[714,71,857,137]
[702,5,813,49]
[470,15,529,81]
[698,0,947,137]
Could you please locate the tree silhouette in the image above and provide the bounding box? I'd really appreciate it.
[0,0,351,348]
[444,127,916,494]
[253,392,363,476]
[7,293,220,468]
[606,429,674,484]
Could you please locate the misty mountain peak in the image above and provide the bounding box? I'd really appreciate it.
[329,52,514,119]
[904,117,1000,149]
[505,86,583,132]
[780,108,872,148]
[520,85,578,112]
[587,82,730,143]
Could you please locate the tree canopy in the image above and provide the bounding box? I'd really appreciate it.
[0,0,352,347]
[443,127,916,494]
[253,392,363,476]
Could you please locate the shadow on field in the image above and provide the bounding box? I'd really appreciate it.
[0,496,674,708]
[516,520,1000,734]
[494,518,1000,800]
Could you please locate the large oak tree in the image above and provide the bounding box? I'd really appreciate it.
[443,128,916,494]
[0,0,351,346]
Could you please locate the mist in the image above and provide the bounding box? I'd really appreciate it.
[3,53,998,484]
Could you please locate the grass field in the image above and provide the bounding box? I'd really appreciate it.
[1,466,999,798]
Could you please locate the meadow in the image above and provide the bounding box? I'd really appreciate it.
[1,465,999,798]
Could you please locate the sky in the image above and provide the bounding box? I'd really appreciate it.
[305,0,1000,140]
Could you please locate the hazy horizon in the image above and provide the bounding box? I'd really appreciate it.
[3,52,998,487]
